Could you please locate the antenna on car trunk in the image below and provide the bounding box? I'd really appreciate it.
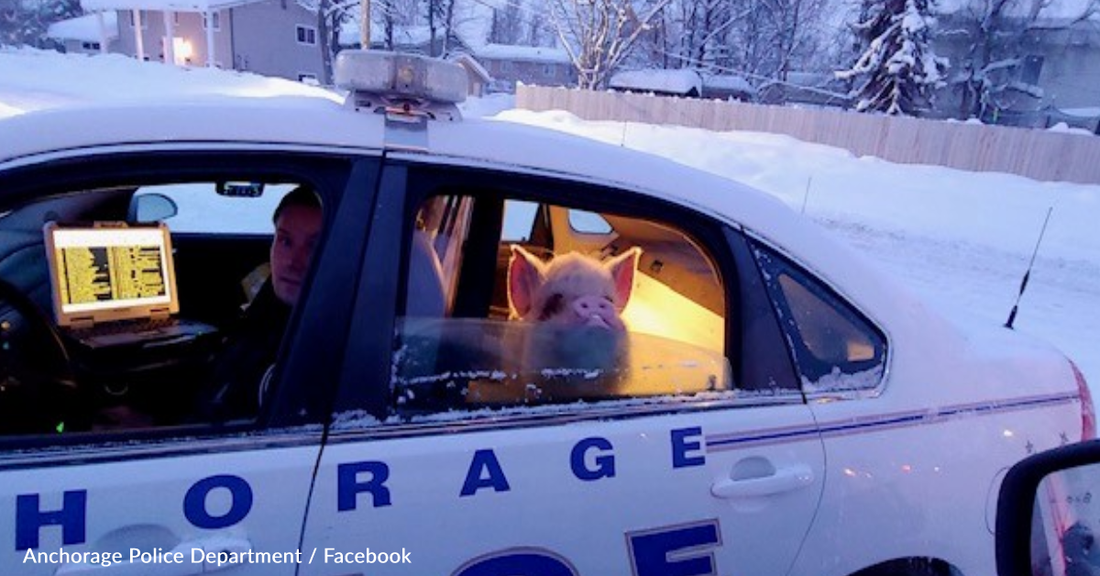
[1005,206,1053,330]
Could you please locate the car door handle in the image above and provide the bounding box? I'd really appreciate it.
[711,464,814,499]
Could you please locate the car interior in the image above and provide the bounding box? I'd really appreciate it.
[392,193,735,412]
[0,175,758,434]
[0,182,293,436]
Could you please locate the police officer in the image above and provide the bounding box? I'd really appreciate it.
[204,186,323,421]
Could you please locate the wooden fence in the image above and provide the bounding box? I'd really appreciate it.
[516,85,1100,186]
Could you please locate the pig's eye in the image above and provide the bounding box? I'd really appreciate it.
[539,293,565,320]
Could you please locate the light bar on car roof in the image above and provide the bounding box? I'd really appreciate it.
[335,50,467,106]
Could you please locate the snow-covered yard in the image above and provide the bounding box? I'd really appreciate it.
[2,47,1098,395]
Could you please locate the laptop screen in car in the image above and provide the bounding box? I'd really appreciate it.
[45,223,179,325]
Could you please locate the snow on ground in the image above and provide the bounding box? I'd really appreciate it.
[0,46,340,116]
[1,48,1098,395]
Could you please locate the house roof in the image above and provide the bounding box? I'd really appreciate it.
[475,43,570,64]
[610,68,703,96]
[448,53,492,82]
[47,12,119,42]
[701,74,755,95]
[936,0,1099,20]
[81,0,266,12]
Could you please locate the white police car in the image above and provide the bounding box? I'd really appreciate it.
[0,51,1092,576]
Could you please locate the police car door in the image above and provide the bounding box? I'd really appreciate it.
[0,151,377,576]
[298,160,827,576]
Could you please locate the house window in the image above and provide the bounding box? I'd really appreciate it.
[128,10,148,29]
[542,64,553,77]
[296,25,317,46]
[1021,55,1044,86]
[202,12,221,31]
[173,13,180,25]
[81,41,101,51]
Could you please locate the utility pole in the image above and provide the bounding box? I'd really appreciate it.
[360,0,370,48]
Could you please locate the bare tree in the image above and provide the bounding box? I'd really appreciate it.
[425,0,466,56]
[666,0,725,69]
[943,0,1100,120]
[728,0,835,99]
[1,0,80,48]
[642,0,838,102]
[489,3,525,44]
[378,0,397,49]
[297,0,358,83]
[549,0,674,89]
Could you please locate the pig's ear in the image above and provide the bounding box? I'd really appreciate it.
[606,247,642,311]
[507,245,546,319]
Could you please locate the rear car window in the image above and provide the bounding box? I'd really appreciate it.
[752,242,888,392]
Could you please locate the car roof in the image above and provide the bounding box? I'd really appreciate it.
[0,96,793,241]
[0,96,941,343]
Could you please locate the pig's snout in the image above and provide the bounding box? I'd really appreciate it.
[572,295,618,329]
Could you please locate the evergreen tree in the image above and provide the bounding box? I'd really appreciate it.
[837,0,948,115]
[1,0,81,48]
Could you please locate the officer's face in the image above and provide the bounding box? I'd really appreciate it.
[271,204,322,306]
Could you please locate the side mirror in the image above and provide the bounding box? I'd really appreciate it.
[997,439,1100,576]
[128,193,179,223]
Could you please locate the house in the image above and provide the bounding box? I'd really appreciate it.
[448,53,492,97]
[80,0,326,83]
[473,43,575,92]
[609,68,703,98]
[70,0,570,93]
[47,12,120,54]
[932,10,1100,129]
[700,74,756,102]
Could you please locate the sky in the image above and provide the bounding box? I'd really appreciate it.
[1,47,1098,398]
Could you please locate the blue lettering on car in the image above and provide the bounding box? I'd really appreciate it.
[453,547,579,576]
[338,461,392,510]
[183,474,253,529]
[571,436,615,481]
[671,427,706,468]
[627,520,722,576]
[15,490,87,550]
[461,449,511,497]
[13,428,711,558]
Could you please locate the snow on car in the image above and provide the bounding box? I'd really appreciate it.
[0,51,1093,576]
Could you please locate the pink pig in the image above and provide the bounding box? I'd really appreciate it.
[507,245,642,330]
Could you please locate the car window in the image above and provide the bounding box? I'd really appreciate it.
[0,174,329,439]
[389,186,738,418]
[751,241,888,393]
[133,182,299,233]
[500,199,539,242]
[568,209,613,235]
